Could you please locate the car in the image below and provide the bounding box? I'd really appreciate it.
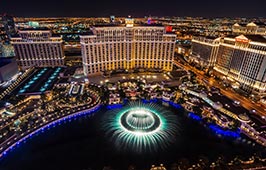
[233,100,240,106]
[225,104,230,108]
[250,109,256,114]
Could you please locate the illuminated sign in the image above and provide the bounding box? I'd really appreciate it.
[125,18,134,27]
[165,26,173,33]
[235,38,249,43]
[147,18,156,24]
[110,16,115,23]
[235,35,249,43]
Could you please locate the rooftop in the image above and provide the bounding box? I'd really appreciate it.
[93,23,163,28]
[19,27,51,31]
[245,35,266,43]
[78,32,94,36]
[226,34,266,43]
[193,35,218,40]
[254,22,266,27]
[0,57,15,67]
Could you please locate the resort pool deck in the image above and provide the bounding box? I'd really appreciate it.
[18,67,63,94]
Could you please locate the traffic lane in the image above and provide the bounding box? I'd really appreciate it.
[220,88,266,116]
[173,61,266,116]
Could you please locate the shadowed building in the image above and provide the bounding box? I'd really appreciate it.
[1,14,17,37]
[0,57,18,82]
[191,36,220,67]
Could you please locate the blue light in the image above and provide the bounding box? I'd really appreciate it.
[107,104,123,109]
[141,99,150,103]
[169,101,182,109]
[188,112,202,121]
[0,105,102,158]
[208,124,240,138]
[141,98,158,104]
[18,68,49,94]
[19,89,25,93]
[38,67,61,93]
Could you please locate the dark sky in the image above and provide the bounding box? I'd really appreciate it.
[1,0,266,18]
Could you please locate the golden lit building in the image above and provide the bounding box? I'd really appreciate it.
[232,22,266,35]
[192,34,266,96]
[11,29,65,70]
[80,19,176,75]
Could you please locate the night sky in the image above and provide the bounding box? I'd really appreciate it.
[1,0,266,18]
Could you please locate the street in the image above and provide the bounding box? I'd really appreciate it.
[174,60,266,117]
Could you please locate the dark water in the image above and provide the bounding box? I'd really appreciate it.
[0,105,264,170]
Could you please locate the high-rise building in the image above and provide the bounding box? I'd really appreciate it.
[11,29,65,70]
[80,21,176,76]
[191,35,266,96]
[191,36,220,67]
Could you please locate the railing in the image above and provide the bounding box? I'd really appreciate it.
[0,100,102,159]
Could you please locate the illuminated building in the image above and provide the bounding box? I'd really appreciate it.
[215,35,266,95]
[191,34,266,96]
[191,36,220,67]
[11,29,65,70]
[80,19,176,75]
[232,22,266,35]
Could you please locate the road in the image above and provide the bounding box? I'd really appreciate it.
[174,60,266,117]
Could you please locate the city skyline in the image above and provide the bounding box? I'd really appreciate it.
[1,0,266,18]
[1,3,266,169]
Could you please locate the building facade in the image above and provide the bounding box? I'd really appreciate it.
[191,36,220,67]
[11,29,64,70]
[232,22,266,35]
[191,34,266,96]
[80,23,176,75]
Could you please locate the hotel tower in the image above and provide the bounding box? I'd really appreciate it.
[80,18,176,75]
[191,34,266,96]
[11,29,64,70]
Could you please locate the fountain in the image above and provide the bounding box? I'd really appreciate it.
[102,101,179,153]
